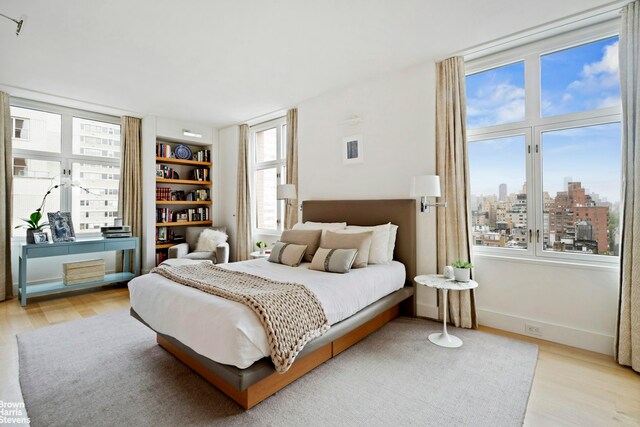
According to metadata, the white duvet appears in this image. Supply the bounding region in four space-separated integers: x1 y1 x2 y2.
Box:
128 259 405 368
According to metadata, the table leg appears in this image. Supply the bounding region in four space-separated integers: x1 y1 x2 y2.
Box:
19 255 27 307
428 288 463 348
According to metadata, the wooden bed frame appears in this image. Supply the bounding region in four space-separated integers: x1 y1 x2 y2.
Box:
136 199 416 409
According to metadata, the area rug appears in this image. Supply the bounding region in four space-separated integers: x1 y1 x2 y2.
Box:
17 310 537 427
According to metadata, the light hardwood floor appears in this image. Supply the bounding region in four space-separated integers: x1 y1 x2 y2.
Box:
1 287 638 426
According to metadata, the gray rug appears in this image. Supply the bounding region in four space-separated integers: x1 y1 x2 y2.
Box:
18 310 537 427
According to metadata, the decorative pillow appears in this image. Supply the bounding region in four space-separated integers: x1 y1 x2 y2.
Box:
339 223 391 264
292 221 347 239
320 230 373 268
195 229 228 252
267 242 308 267
280 229 322 262
310 248 358 274
388 224 398 262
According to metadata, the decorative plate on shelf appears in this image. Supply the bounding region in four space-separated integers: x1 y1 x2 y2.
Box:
174 144 192 160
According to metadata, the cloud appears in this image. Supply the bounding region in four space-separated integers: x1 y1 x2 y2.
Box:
567 41 620 97
467 82 524 128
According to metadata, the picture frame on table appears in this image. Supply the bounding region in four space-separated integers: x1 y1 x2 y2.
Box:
32 232 49 245
342 135 363 165
48 211 76 242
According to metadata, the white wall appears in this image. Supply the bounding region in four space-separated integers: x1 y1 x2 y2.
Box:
297 61 439 316
473 255 619 354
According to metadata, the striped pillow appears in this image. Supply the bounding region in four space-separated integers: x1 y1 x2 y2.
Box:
267 242 307 267
310 248 358 273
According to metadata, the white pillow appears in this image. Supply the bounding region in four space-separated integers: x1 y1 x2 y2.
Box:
388 224 398 262
292 221 347 239
338 223 391 264
195 229 228 252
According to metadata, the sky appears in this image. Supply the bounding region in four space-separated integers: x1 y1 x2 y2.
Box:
466 36 621 203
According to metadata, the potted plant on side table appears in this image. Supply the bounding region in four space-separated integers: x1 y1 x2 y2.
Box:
452 259 473 282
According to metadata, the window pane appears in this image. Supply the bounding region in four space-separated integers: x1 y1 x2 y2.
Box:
10 107 62 153
255 127 277 163
469 135 528 249
542 123 621 255
72 162 120 233
541 37 620 117
466 62 525 129
12 158 61 237
255 168 277 230
72 118 121 158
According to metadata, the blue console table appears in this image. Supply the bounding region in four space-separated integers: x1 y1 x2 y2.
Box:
19 237 139 306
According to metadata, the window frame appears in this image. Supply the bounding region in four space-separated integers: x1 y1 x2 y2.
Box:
466 20 621 266
249 116 287 235
10 98 121 241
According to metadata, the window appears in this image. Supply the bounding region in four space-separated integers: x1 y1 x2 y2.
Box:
11 100 121 238
250 117 287 233
466 26 621 263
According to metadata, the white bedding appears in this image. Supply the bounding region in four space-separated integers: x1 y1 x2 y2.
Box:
128 259 406 369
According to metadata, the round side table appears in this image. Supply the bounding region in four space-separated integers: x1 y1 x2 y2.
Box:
414 274 478 348
249 251 270 259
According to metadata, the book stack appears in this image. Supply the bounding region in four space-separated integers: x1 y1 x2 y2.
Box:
156 208 174 223
156 187 172 201
101 226 132 238
157 143 172 158
63 259 105 286
191 168 210 181
194 149 210 162
156 226 174 243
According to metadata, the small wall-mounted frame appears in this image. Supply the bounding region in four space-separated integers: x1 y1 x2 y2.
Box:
342 135 363 165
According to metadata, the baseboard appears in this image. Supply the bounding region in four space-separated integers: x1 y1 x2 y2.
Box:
416 302 439 320
416 303 614 356
477 308 614 355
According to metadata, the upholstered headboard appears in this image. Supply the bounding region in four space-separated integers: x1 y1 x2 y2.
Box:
302 199 416 287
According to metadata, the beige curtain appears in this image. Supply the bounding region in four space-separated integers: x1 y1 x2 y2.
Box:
235 124 252 261
0 92 13 301
435 56 477 329
285 108 299 229
616 0 640 372
116 116 142 273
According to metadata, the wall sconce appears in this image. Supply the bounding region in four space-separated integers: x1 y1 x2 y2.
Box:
410 175 446 213
277 184 296 206
0 12 24 36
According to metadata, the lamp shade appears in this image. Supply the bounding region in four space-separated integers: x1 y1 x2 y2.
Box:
277 184 297 200
410 175 441 197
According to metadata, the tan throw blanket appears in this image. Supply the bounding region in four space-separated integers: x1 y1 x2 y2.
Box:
152 263 329 373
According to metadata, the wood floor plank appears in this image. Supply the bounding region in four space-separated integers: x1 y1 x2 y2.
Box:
0 288 637 426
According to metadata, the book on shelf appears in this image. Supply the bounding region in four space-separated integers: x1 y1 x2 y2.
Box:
157 143 172 158
191 168 210 181
194 149 211 162
156 187 172 201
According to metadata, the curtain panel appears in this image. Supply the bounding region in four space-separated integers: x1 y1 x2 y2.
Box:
0 92 13 301
235 124 252 261
116 116 143 273
616 0 640 372
435 56 478 329
285 108 299 229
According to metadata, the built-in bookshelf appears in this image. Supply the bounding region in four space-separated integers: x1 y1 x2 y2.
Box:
155 141 213 265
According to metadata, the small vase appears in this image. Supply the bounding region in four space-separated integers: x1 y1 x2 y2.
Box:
26 229 36 244
259 248 265 255
454 267 471 282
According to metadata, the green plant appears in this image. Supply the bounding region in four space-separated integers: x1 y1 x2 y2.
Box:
15 180 91 231
452 259 473 269
256 241 267 249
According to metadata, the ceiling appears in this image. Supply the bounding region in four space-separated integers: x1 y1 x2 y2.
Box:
0 0 619 127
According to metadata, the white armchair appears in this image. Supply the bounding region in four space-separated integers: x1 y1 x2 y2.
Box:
168 226 229 264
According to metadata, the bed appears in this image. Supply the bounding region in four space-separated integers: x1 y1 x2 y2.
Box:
129 199 416 408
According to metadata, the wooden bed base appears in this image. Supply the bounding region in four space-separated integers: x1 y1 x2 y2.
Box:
157 303 400 409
